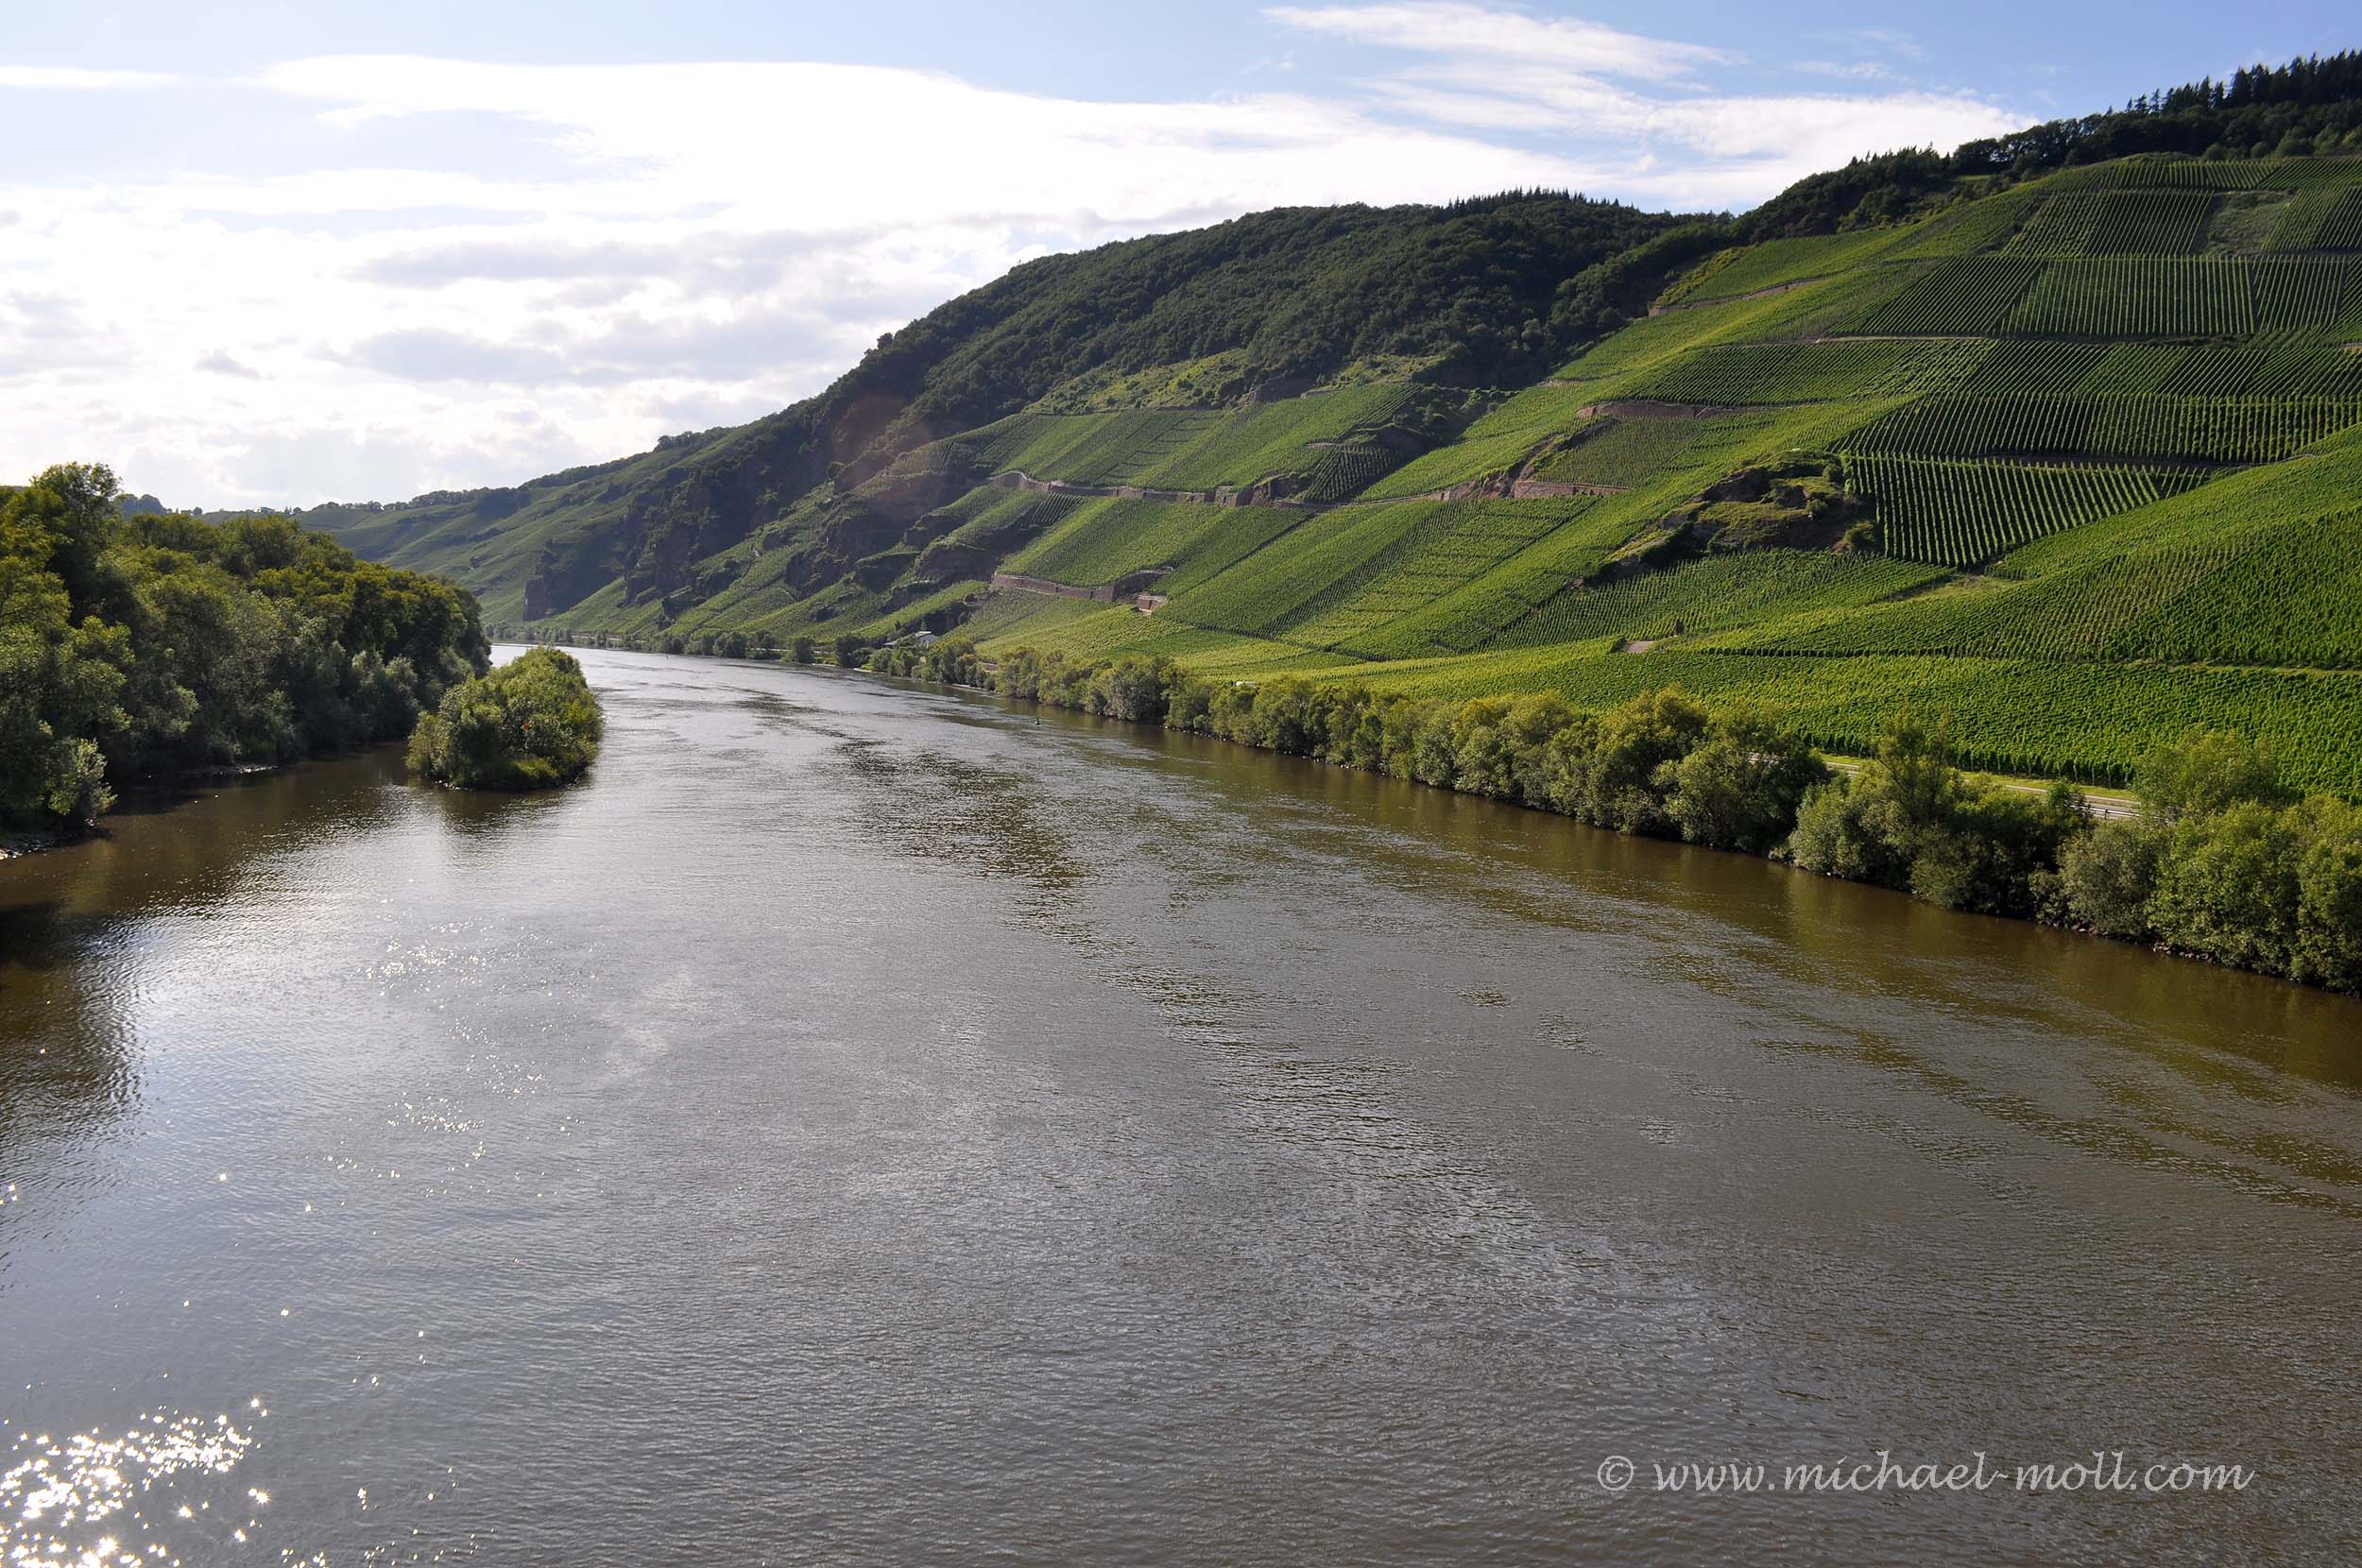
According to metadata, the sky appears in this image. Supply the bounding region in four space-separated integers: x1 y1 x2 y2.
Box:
4 2 2352 507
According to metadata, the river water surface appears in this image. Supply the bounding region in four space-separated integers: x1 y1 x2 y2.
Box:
3 646 2359 1566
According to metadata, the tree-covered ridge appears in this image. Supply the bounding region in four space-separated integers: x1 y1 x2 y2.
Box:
2 463 487 832
843 192 1685 456
289 54 2362 801
1744 50 2362 238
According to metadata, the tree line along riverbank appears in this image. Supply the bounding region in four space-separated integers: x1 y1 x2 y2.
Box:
3 464 487 835
866 636 2362 994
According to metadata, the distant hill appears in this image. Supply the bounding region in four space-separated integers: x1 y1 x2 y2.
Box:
296 194 1684 625
311 53 2362 792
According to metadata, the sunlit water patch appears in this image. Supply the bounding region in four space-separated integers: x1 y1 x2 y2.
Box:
0 1408 300 1567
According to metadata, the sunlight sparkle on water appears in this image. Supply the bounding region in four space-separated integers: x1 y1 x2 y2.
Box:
0 1409 273 1568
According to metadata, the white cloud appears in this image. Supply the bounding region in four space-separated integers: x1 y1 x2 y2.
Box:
1267 3 1732 80
0 65 177 90
1273 3 2021 208
2 24 2028 507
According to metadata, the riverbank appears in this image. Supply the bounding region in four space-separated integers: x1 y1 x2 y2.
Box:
864 640 2362 995
0 828 72 861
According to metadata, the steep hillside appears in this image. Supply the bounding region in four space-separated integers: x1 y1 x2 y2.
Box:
305 57 2362 792
946 152 2362 792
294 194 1685 624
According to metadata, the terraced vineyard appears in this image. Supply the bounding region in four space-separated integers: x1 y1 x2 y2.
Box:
952 154 2362 790
968 384 1425 493
1846 456 2208 567
1289 500 1586 653
1841 395 2362 464
355 145 2362 795
1498 552 1943 648
1005 498 1302 589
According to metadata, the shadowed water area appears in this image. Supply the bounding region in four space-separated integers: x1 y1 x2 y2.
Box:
3 646 2359 1565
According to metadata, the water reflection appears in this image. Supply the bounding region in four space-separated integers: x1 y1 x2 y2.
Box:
2 758 395 1160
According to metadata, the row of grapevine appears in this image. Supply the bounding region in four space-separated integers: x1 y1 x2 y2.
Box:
971 410 1224 485
1297 444 1398 503
1494 552 1942 649
2114 157 2362 191
2106 511 2362 667
2268 186 2362 250
1140 384 1420 490
1846 255 2360 338
1884 187 2046 261
1846 455 2202 566
2005 257 2254 335
1956 336 2362 400
1163 501 1442 639
938 488 1081 554
1727 543 2240 659
1358 505 1667 658
2008 191 2218 256
1528 414 1775 490
1840 395 2362 465
2311 188 2362 249
1294 502 1581 650
967 388 1430 493
1723 511 2362 670
2251 257 2362 329
1857 256 2044 334
1622 339 1988 404
1348 642 2362 791
1659 228 1906 305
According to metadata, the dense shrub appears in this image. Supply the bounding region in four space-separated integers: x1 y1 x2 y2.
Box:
2148 802 2305 973
406 647 604 791
2294 802 2362 990
2056 821 2165 939
1660 710 1830 855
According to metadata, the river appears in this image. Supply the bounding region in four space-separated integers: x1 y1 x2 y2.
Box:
3 646 2358 1565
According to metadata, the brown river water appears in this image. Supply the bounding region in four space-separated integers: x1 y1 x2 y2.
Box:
3 645 2359 1566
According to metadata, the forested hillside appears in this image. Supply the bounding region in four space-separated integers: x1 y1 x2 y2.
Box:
304 54 2362 793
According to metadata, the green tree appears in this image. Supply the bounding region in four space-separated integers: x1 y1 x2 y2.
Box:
407 647 604 791
1660 708 1827 854
2135 727 2285 824
2148 802 2304 974
2057 820 2166 939
2 462 482 832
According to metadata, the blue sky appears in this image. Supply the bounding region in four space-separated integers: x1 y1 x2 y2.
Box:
3 1 2353 504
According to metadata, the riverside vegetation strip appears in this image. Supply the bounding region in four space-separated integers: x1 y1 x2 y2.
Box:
864 639 2362 995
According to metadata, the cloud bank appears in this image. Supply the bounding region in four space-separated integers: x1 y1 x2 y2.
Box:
0 5 2021 505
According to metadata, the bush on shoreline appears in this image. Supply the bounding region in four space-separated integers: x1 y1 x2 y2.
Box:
866 637 2362 992
406 647 604 791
